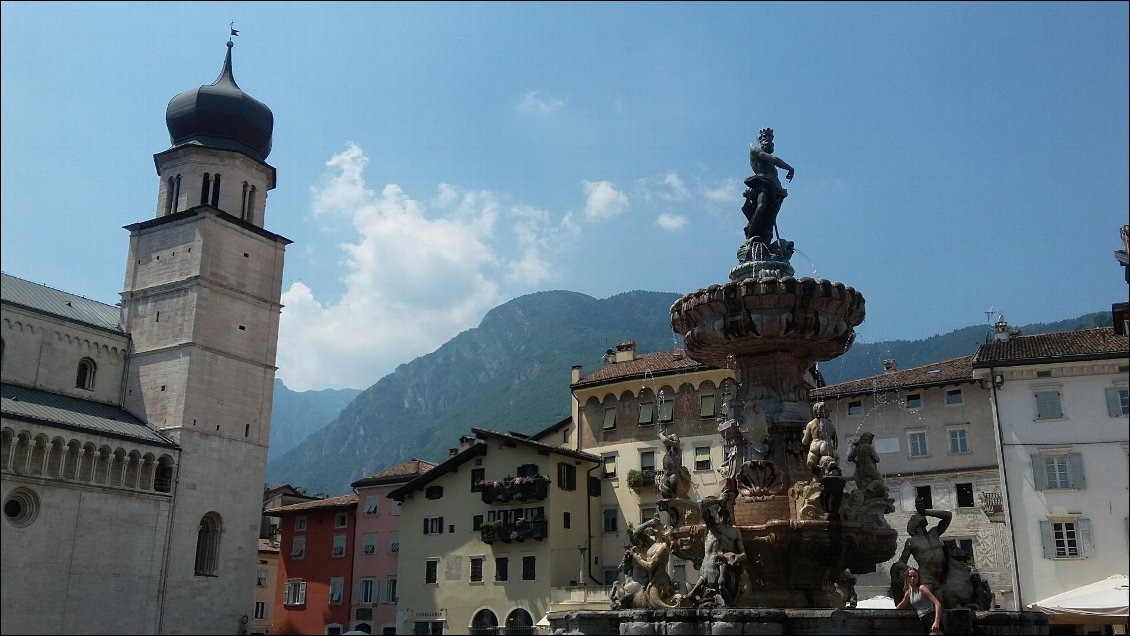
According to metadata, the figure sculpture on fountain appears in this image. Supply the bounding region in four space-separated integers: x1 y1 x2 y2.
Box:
610 515 683 610
888 500 994 610
802 401 839 477
685 498 748 608
742 127 795 248
658 421 695 526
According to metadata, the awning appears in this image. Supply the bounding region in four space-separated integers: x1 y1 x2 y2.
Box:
1028 574 1130 625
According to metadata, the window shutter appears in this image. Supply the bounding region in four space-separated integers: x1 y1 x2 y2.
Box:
1031 454 1048 491
639 402 654 424
1079 518 1095 557
438 516 444 533
1067 453 1086 490
1106 388 1123 417
298 581 307 604
700 395 715 417
1035 391 1062 419
659 399 673 422
423 518 430 534
1039 520 1054 559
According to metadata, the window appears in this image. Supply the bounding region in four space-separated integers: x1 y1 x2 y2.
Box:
603 568 618 585
359 577 376 605
639 450 656 472
391 500 401 515
194 512 222 576
425 560 438 584
75 358 96 390
563 511 571 529
332 533 347 557
495 556 509 582
294 516 307 532
517 463 539 478
290 536 306 559
563 427 572 445
557 462 577 490
389 531 399 553
915 485 933 510
602 454 617 479
335 512 349 528
1034 452 1086 490
602 408 617 431
1035 389 1063 419
949 428 969 454
521 555 536 581
1040 519 1094 558
603 508 618 533
694 446 712 471
945 389 963 405
329 576 344 605
470 556 484 583
905 393 922 409
658 398 674 422
639 401 655 425
956 482 975 508
943 538 976 566
848 400 862 416
254 601 267 620
382 577 398 604
364 496 380 515
908 431 928 457
641 506 658 523
256 569 268 587
473 514 484 531
362 533 377 555
471 467 485 492
283 579 306 606
424 517 443 534
700 394 716 418
425 485 443 500
1106 387 1130 416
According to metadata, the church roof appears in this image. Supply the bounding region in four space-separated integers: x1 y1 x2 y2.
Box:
1 383 177 448
1 272 121 333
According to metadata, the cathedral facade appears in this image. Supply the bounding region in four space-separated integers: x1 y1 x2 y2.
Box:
1 41 288 634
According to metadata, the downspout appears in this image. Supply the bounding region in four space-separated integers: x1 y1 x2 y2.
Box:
571 373 604 586
585 463 602 585
988 366 1023 609
155 454 182 635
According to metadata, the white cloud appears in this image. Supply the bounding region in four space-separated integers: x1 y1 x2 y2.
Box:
518 91 565 115
656 213 687 230
636 171 691 203
582 180 628 220
703 177 743 204
278 143 558 391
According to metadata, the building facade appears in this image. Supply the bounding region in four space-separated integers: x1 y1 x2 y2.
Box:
972 321 1129 610
389 428 600 635
810 356 1015 607
1 40 287 635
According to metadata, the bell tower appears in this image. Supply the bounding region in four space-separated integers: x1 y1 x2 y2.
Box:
119 40 290 634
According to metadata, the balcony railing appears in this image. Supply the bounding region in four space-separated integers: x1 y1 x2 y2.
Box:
480 479 549 504
627 469 656 490
981 491 1005 523
480 519 549 544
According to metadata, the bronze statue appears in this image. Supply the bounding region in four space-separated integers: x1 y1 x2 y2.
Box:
742 127 795 245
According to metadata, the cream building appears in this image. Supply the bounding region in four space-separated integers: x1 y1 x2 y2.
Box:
810 356 1014 607
971 320 1129 611
1 39 288 634
389 428 600 634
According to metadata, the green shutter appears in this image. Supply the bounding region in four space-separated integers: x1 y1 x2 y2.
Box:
659 399 673 422
700 395 716 418
638 402 654 424
1079 519 1095 557
1067 453 1086 490
1031 454 1048 491
1039 520 1054 559
1106 387 1124 417
1035 391 1063 419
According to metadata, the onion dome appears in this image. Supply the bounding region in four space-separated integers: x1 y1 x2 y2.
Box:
165 41 273 161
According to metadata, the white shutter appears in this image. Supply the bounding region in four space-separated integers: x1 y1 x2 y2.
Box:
1039 521 1055 558
1067 453 1086 490
1031 454 1048 491
1106 388 1124 417
1079 519 1095 557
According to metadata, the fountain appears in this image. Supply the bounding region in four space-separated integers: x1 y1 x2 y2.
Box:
550 130 1048 635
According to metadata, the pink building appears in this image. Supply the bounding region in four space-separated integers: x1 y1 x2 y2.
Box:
348 459 435 635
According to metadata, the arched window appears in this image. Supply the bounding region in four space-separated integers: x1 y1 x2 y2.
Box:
194 512 223 576
200 173 211 205
504 608 534 635
240 182 249 220
75 358 96 390
210 173 221 207
154 455 174 493
165 177 176 215
173 174 182 212
470 609 499 636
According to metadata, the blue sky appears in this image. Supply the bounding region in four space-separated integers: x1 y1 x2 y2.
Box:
2 2 1127 391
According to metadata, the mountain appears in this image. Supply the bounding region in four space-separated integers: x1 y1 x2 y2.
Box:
267 379 361 463
265 287 1114 496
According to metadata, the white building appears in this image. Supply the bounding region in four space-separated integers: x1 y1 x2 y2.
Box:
1 40 288 634
972 319 1129 610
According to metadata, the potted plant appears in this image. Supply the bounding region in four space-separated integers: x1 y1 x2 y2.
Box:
479 520 502 544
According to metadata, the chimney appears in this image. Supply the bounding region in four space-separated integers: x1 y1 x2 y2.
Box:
448 448 458 458
614 340 637 363
994 315 1011 342
571 364 582 384
458 434 476 451
882 359 896 373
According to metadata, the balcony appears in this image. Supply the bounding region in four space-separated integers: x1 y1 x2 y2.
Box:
480 519 549 544
981 491 1005 523
479 478 550 504
626 469 656 491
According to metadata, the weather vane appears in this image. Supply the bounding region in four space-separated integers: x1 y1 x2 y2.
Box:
229 21 240 43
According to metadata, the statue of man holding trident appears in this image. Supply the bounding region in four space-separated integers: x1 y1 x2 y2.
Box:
742 127 795 246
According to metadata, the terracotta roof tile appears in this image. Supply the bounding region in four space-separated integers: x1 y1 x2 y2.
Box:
258 538 280 553
351 459 437 488
973 327 1128 366
811 356 975 399
264 493 357 515
572 350 714 387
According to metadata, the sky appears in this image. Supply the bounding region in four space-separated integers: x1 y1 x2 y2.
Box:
2 2 1127 392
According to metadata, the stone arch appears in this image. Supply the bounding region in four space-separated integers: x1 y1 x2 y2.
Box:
28 433 49 476
154 454 175 493
63 440 82 480
139 453 157 490
93 445 113 484
469 607 499 635
46 436 67 477
108 448 127 486
12 431 32 474
78 442 98 482
125 450 143 489
503 608 534 635
194 511 223 576
0 427 14 471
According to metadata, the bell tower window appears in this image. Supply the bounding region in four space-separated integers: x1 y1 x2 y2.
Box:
210 173 221 207
200 173 211 205
75 358 96 390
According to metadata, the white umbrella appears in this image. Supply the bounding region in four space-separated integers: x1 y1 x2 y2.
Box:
855 595 897 609
1028 574 1130 625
